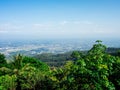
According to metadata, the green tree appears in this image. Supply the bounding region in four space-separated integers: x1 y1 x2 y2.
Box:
11 54 50 90
22 56 50 72
109 57 120 89
64 40 115 90
0 53 7 68
1 40 120 90
71 51 83 60
0 75 17 90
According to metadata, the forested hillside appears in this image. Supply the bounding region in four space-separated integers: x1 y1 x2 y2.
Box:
34 47 120 67
0 40 120 90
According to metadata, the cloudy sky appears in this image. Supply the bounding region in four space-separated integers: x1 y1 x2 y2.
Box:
0 0 120 40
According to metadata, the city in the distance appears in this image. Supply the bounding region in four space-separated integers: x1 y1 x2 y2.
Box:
0 38 120 58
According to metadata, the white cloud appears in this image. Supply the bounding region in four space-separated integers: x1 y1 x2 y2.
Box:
60 20 93 25
0 30 9 33
0 23 23 31
60 21 69 25
33 24 45 27
81 21 93 25
0 21 120 38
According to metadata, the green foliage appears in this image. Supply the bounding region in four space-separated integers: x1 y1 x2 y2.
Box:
19 64 41 89
0 53 9 76
88 40 106 55
22 56 50 72
12 54 23 70
71 51 82 60
109 57 120 89
0 40 120 90
0 67 12 76
0 53 7 68
34 52 72 67
57 40 116 90
117 50 120 56
0 75 17 90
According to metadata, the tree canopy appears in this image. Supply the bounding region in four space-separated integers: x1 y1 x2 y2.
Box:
0 40 120 90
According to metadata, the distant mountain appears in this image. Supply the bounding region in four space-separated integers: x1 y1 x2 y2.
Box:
106 47 120 56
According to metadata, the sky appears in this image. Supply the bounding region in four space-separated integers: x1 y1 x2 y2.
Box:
0 0 120 40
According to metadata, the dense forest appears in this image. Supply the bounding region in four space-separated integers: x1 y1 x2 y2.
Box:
0 40 120 90
34 47 120 67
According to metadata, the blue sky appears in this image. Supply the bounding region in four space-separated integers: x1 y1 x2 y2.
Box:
0 0 120 40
